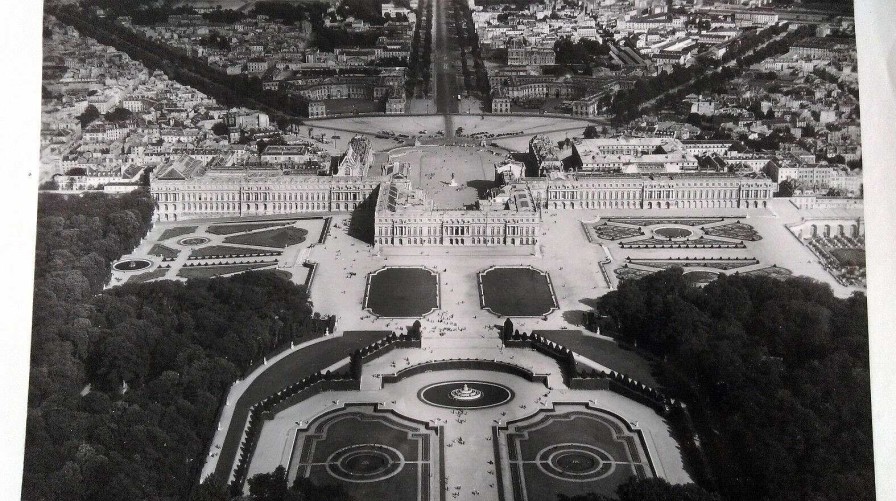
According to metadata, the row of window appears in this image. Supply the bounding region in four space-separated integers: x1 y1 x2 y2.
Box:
162 202 331 213
154 190 370 203
378 224 538 237
376 236 537 246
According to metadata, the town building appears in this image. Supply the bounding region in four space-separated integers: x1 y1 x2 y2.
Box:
571 137 699 173
506 38 556 66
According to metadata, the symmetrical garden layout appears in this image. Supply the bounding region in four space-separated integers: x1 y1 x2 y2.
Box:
288 406 439 501
499 405 655 500
109 217 325 286
226 340 683 501
582 216 792 286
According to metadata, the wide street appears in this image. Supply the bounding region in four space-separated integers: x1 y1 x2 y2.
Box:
431 0 460 132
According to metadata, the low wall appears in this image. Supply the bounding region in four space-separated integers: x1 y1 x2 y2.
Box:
381 358 550 386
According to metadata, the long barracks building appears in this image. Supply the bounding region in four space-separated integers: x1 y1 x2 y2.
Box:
519 173 776 210
151 158 380 221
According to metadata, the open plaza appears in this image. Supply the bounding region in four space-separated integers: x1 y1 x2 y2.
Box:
109 114 866 499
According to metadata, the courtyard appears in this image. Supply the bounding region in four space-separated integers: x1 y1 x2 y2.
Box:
385 145 501 209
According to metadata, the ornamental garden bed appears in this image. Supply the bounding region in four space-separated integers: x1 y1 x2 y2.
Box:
207 221 294 235
188 245 282 259
222 227 309 248
478 266 558 317
158 226 197 240
176 262 275 279
364 267 440 318
148 244 179 260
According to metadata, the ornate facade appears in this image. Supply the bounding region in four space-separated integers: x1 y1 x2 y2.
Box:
374 179 541 248
518 173 775 210
151 169 379 221
490 72 630 103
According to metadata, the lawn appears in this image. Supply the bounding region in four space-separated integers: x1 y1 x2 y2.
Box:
505 407 652 500
223 227 309 248
126 268 169 284
683 271 720 285
148 244 179 260
479 267 557 317
159 226 197 240
177 263 275 279
653 227 693 239
364 267 439 318
830 248 866 267
534 330 657 386
213 331 392 480
189 245 281 259
273 270 293 281
207 221 293 235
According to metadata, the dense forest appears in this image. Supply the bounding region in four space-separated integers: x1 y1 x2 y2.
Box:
561 477 719 501
24 192 328 500
596 269 873 501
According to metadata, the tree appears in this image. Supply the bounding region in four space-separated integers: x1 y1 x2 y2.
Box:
210 121 228 137
291 476 354 501
248 465 289 501
78 105 101 127
502 318 514 340
777 179 795 197
189 474 230 501
408 320 422 338
583 125 599 139
104 107 134 122
559 478 719 501
24 190 337 500
593 270 873 501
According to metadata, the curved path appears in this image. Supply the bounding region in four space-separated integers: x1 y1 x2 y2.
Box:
203 330 391 482
246 343 692 499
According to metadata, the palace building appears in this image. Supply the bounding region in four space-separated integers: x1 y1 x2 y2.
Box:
150 137 777 242
374 178 542 248
151 156 380 221
514 172 775 210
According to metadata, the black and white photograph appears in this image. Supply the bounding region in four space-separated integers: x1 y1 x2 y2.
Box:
2 0 894 499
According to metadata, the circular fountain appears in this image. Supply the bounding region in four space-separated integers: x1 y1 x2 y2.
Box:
449 384 483 401
418 381 513 409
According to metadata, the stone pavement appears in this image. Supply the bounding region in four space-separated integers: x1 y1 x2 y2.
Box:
246 347 691 499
